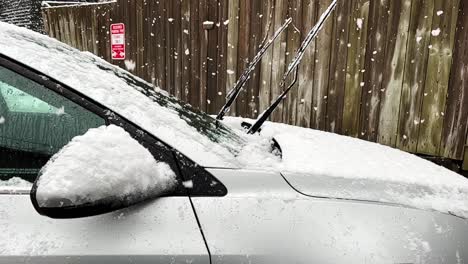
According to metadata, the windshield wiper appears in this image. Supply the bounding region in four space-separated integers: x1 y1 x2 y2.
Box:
248 0 338 134
216 18 292 121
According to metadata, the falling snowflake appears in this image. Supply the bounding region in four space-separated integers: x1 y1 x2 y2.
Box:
182 180 193 189
356 18 363 29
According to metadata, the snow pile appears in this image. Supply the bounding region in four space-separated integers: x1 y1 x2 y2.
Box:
36 125 176 206
0 177 32 189
0 22 243 168
223 117 468 218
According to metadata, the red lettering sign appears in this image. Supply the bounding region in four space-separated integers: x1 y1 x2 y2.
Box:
110 23 125 60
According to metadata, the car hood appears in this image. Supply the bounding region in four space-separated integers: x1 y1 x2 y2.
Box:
223 117 468 219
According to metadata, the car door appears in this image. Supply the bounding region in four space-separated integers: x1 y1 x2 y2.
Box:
0 58 210 264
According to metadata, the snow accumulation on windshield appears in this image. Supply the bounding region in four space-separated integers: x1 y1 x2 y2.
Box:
36 125 176 206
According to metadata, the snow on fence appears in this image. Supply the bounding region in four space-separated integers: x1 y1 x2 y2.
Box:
42 0 468 164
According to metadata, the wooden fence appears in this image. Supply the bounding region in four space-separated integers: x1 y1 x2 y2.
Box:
42 0 468 164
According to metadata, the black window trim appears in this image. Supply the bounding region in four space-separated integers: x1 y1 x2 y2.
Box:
0 54 227 197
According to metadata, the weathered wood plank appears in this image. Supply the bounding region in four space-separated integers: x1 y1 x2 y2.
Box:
42 9 51 38
359 0 390 141
173 0 182 99
189 0 200 108
165 0 174 94
295 0 317 128
206 0 220 114
199 0 208 111
97 4 112 61
245 0 263 118
181 0 191 102
441 0 468 160
258 0 275 119
326 0 352 133
282 0 302 125
225 0 240 116
397 0 435 153
377 0 412 146
90 7 98 54
155 0 166 89
417 0 460 155
215 0 228 112
135 0 144 78
144 0 156 86
235 0 251 117
311 0 334 130
269 0 288 122
342 0 370 137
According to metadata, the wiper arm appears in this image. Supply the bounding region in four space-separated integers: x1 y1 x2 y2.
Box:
248 0 338 134
216 18 292 121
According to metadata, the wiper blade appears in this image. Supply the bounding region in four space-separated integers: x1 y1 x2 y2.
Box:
216 18 292 121
248 0 338 134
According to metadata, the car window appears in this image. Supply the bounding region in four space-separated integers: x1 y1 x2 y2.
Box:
0 66 105 185
0 83 58 113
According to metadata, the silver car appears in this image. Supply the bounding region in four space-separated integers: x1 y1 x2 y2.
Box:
0 22 468 264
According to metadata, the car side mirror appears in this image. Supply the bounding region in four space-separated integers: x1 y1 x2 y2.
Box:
30 125 177 218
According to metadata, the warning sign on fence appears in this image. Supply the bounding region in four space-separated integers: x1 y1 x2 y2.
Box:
111 23 125 60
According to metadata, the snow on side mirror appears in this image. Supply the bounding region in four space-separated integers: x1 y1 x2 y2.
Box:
30 125 177 218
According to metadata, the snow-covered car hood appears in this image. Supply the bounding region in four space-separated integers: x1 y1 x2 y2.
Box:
223 117 468 219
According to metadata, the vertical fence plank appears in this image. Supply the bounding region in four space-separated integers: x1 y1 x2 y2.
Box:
181 0 191 102
165 0 174 94
441 0 468 160
269 0 288 122
326 0 352 133
258 0 275 118
377 0 412 146
136 0 145 78
199 0 208 111
397 0 435 152
311 0 334 130
235 0 251 117
296 0 317 128
97 4 111 62
215 1 228 112
342 0 370 137
359 0 390 141
189 0 200 107
225 0 240 116
155 1 166 89
90 7 98 54
245 0 263 118
145 0 155 86
282 0 303 125
173 0 183 99
417 0 460 155
206 0 219 113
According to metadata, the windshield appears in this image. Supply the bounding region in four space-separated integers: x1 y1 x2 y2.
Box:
93 61 245 150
